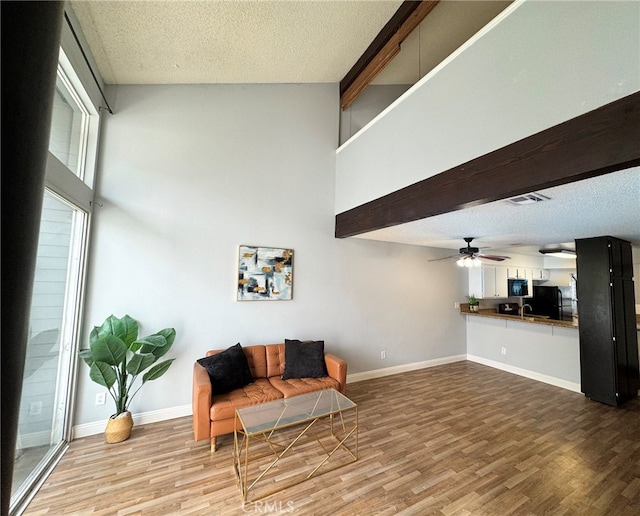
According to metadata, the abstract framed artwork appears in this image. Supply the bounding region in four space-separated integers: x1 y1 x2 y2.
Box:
237 246 293 301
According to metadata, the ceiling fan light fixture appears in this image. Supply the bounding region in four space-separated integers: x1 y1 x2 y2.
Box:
539 248 576 259
456 256 482 267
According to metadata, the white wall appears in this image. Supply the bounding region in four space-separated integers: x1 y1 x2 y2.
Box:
336 0 640 213
339 2 510 146
467 316 580 391
340 84 411 145
76 84 466 427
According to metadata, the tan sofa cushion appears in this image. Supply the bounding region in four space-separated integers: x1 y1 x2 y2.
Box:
210 378 283 421
268 376 340 398
265 343 286 378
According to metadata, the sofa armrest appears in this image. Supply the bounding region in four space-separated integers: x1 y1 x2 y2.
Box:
193 362 212 441
325 353 347 394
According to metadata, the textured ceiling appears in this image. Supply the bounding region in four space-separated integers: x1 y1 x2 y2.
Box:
70 0 403 84
69 1 639 257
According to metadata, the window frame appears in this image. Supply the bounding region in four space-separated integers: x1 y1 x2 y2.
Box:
10 43 100 516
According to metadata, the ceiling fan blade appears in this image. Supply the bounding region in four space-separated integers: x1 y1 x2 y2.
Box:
430 238 511 264
477 254 511 261
427 254 460 263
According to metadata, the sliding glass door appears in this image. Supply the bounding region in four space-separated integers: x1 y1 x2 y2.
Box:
11 190 88 502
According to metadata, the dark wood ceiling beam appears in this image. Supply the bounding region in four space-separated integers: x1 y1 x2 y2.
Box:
340 34 402 112
340 2 421 96
335 91 640 238
340 1 439 111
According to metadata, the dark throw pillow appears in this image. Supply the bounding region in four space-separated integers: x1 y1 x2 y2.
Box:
197 343 253 394
282 339 328 380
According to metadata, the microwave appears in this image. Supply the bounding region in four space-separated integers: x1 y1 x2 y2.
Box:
508 278 529 297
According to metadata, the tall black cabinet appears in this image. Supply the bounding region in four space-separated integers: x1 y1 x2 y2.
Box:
576 236 639 406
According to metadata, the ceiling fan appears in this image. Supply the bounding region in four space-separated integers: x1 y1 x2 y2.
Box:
429 237 511 267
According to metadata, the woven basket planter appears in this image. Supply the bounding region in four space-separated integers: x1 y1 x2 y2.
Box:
105 411 133 443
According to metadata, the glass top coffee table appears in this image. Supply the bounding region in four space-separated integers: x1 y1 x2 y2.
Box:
233 388 358 502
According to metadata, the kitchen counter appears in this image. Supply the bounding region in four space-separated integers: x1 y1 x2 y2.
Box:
460 307 578 329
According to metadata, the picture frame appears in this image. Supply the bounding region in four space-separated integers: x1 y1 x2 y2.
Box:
237 245 293 301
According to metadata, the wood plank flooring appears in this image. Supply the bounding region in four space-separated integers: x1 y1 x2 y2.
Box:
24 361 640 515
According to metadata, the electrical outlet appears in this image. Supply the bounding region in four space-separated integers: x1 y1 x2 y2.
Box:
501 347 507 356
29 401 42 416
381 350 386 360
454 302 460 309
95 392 106 405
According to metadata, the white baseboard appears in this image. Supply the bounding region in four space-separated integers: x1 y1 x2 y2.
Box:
467 354 581 393
72 357 467 439
72 355 579 439
72 404 192 439
347 354 467 384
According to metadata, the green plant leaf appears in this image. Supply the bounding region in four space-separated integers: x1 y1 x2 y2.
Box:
135 334 166 354
89 361 117 388
78 349 94 367
139 328 176 358
90 335 127 366
148 342 169 359
157 328 176 348
93 314 118 339
93 314 139 345
126 352 157 376
120 314 139 347
152 328 176 358
142 358 175 383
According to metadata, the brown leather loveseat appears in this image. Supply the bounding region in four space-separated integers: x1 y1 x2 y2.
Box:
193 343 347 452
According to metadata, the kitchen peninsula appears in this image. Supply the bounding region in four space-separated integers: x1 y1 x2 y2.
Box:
461 304 581 393
460 305 577 329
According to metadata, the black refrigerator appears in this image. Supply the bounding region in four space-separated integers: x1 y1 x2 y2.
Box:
532 285 567 320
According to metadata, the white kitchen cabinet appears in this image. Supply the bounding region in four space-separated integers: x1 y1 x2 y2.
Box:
507 267 528 279
494 266 509 297
529 268 550 281
468 267 486 298
469 266 508 298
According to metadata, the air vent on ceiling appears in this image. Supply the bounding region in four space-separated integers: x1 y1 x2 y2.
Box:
505 192 550 205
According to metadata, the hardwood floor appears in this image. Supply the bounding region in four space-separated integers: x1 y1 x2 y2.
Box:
24 361 640 515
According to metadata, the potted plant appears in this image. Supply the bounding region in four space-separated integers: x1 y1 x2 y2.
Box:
79 314 176 443
466 294 479 312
